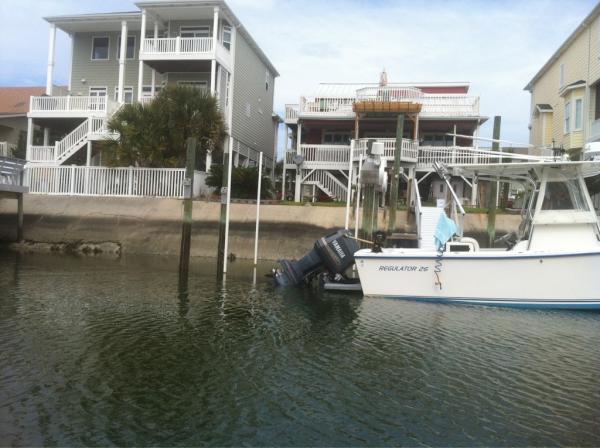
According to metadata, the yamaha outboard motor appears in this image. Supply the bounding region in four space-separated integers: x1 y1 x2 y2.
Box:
273 229 359 287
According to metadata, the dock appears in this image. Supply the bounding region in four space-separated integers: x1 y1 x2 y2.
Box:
0 156 28 241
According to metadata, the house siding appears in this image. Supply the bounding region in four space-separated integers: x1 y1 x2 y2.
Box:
70 32 162 100
231 33 276 160
528 12 600 151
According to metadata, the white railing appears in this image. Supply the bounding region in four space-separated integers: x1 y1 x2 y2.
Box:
0 142 17 158
30 96 110 114
419 95 480 117
285 104 299 121
30 146 55 162
142 37 213 55
304 169 347 200
298 144 350 167
355 86 423 103
26 165 189 197
139 97 155 106
56 120 90 162
300 96 354 116
417 146 498 168
354 138 419 163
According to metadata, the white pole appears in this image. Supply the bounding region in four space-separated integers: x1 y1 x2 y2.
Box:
222 25 237 275
344 140 354 229
118 20 128 104
46 24 56 95
253 151 263 265
354 154 363 240
137 9 147 102
151 21 158 99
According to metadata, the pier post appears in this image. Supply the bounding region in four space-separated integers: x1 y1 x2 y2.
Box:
217 137 232 275
17 193 23 242
388 114 405 234
179 138 197 285
487 116 501 247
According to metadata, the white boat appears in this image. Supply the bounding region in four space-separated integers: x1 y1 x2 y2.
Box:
355 160 600 309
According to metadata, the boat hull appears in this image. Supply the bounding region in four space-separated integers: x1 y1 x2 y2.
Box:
354 250 600 309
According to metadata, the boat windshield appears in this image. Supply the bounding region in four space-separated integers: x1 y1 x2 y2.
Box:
541 178 590 211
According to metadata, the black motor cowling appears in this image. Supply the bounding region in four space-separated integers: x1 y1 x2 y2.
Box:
273 229 359 287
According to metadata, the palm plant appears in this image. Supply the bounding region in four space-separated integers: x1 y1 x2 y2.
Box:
102 86 227 168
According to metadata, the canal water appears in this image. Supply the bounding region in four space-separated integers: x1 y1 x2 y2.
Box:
1 252 599 447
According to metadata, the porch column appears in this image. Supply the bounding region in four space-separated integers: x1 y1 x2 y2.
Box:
86 140 92 167
118 20 128 103
414 114 419 141
294 122 302 202
210 7 219 95
46 24 56 95
26 118 33 162
470 177 478 206
452 124 457 146
137 9 147 102
43 128 50 146
281 125 288 200
151 21 159 98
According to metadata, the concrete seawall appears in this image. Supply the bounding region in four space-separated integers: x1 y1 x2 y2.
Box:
0 195 521 260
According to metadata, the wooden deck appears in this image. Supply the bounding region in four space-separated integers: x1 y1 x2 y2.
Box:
0 156 28 241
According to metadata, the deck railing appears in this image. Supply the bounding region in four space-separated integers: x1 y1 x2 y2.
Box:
419 95 480 117
355 86 423 103
353 138 419 163
300 97 354 116
29 146 56 163
142 37 213 55
30 96 114 114
285 104 299 121
25 165 194 198
417 146 497 167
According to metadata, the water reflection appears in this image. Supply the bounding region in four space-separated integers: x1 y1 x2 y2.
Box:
0 252 599 446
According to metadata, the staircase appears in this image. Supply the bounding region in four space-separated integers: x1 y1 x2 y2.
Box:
304 169 348 200
419 206 444 251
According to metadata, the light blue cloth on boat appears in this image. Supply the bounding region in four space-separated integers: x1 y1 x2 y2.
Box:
434 211 458 251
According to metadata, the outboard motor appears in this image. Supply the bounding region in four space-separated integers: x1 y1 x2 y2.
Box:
273 229 359 287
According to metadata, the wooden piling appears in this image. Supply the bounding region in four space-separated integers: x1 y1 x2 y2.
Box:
178 138 197 284
388 114 405 234
487 116 501 247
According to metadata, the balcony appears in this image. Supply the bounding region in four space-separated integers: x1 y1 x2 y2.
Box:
295 92 480 120
139 37 232 70
29 96 118 118
285 104 299 124
353 138 419 163
419 95 480 118
285 144 351 169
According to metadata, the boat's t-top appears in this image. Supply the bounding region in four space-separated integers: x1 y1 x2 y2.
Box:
448 160 600 252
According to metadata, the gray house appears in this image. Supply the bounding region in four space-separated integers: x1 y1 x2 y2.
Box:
27 0 279 173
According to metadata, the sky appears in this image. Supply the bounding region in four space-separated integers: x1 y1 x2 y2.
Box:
0 0 598 156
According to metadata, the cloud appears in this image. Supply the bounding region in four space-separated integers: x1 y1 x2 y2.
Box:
0 0 597 155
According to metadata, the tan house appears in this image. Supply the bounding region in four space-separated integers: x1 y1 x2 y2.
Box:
525 3 600 155
0 87 46 157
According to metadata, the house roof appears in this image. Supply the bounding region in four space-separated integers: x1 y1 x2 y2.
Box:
524 3 600 91
559 79 586 96
45 0 279 77
0 87 47 116
536 103 553 112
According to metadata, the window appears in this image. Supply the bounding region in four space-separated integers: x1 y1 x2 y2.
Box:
89 87 107 97
92 37 110 60
265 69 271 91
541 179 589 211
222 25 232 51
116 35 136 59
177 81 207 90
439 183 444 194
559 63 565 88
114 86 134 104
574 98 583 130
564 101 571 133
180 26 210 38
142 85 162 98
322 132 351 145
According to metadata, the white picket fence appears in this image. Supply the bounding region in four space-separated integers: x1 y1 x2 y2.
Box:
25 165 205 198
